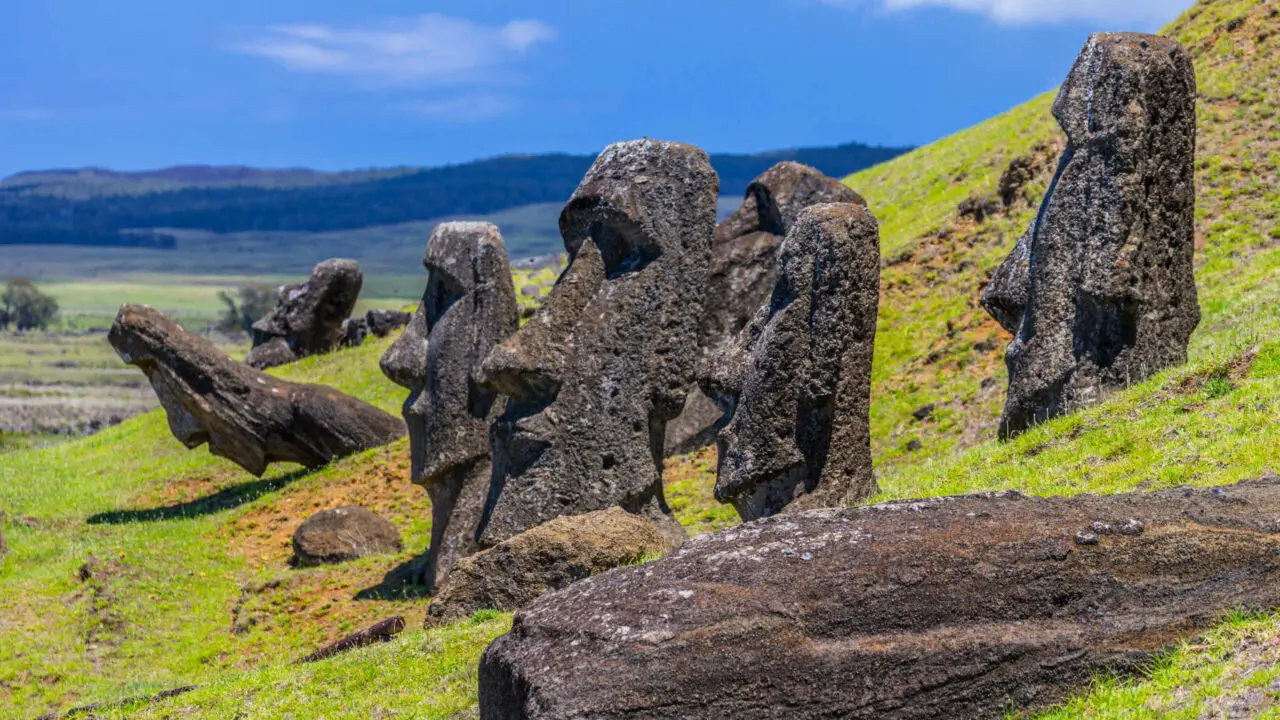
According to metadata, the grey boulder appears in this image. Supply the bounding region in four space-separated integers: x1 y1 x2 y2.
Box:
292 505 403 567
246 259 364 369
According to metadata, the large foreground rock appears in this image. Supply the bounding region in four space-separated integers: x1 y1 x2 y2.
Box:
246 259 364 369
427 508 670 625
701 203 880 520
109 304 404 475
986 33 1200 439
478 139 717 548
292 505 403 567
380 222 519 591
667 162 865 455
481 477 1280 719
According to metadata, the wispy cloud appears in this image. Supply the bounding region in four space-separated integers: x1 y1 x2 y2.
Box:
818 0 1187 26
230 14 556 87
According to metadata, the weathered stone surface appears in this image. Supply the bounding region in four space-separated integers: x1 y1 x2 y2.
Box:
338 317 369 348
292 505 403 567
427 508 669 625
109 304 404 475
480 477 1280 720
701 203 880 520
246 259 363 369
985 33 1200 439
667 162 865 456
380 222 519 591
366 309 411 337
478 139 717 548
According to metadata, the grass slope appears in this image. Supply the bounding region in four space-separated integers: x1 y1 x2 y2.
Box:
2 0 1278 717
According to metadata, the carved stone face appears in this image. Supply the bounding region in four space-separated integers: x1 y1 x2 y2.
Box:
477 139 718 547
702 203 880 521
380 222 518 488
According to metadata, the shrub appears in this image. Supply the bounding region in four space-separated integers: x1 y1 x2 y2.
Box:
217 283 277 333
1 278 59 331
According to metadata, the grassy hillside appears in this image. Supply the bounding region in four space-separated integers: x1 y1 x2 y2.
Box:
2 0 1278 717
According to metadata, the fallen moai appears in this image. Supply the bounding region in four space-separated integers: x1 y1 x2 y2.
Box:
667 162 866 455
701 203 880 520
109 304 404 475
984 32 1200 439
246 259 364 369
426 508 669 625
478 139 718 549
292 505 403 567
380 222 519 591
481 476 1280 719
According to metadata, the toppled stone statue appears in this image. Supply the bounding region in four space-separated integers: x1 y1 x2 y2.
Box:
366 309 412 338
426 508 669 625
667 162 866 455
292 505 403 567
380 222 519 591
245 259 364 370
481 477 1280 719
984 33 1199 439
701 203 880 520
478 139 718 548
109 304 404 475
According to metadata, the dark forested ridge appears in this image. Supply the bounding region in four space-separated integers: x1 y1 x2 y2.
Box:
0 141 909 248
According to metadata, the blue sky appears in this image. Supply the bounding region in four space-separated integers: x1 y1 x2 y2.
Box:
0 0 1189 176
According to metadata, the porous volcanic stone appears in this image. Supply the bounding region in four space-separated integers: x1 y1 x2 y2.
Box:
985 33 1200 439
366 309 411 337
380 222 519 591
109 304 404 475
478 139 718 548
338 317 369 348
667 161 865 456
246 259 363 369
292 505 402 567
427 508 669 625
480 477 1280 719
702 203 880 520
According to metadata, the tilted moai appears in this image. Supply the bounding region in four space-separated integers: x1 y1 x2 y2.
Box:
701 203 880 521
983 32 1199 440
246 258 364 370
109 304 404 476
380 222 519 591
478 139 719 548
666 161 867 455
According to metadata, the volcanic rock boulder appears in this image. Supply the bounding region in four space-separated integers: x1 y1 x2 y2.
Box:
985 33 1199 439
426 508 669 625
292 505 403 567
366 309 412 337
481 477 1280 720
701 203 880 520
667 162 865 455
478 139 718 548
380 222 519 591
338 317 369 348
245 259 364 369
109 304 404 475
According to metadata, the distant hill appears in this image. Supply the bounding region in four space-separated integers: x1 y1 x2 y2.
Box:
0 141 910 250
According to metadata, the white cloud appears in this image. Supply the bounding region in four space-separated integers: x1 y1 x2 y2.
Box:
231 14 556 86
819 0 1187 26
404 94 517 122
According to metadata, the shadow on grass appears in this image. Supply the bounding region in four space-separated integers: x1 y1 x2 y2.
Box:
355 554 433 601
87 469 310 525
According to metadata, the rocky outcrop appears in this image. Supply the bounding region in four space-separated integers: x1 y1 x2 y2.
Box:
426 508 670 625
380 222 519 591
984 33 1200 439
480 477 1280 719
701 203 880 520
366 309 411 338
292 505 403 567
667 162 865 455
246 259 364 369
479 139 718 549
108 304 404 475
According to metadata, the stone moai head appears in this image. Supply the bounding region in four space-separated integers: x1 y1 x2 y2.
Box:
701 203 881 521
478 139 719 547
986 33 1199 439
246 258 364 369
380 222 519 488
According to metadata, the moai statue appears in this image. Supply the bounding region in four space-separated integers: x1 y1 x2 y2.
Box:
665 161 867 455
246 258 364 370
380 222 518 591
983 33 1199 440
478 139 718 549
701 203 880 521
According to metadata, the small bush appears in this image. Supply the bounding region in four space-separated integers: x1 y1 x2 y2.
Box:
217 283 277 333
1 278 59 331
1203 374 1234 399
